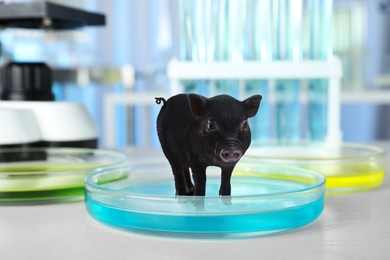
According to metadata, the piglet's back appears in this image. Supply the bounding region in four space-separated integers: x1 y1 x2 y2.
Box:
156 94 193 150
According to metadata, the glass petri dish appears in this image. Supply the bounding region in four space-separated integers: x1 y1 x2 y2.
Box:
0 147 127 202
84 161 325 238
246 143 386 194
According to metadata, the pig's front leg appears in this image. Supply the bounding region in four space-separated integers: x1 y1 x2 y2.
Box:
191 165 207 196
219 167 234 196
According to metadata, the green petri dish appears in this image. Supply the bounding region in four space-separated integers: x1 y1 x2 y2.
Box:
0 147 127 202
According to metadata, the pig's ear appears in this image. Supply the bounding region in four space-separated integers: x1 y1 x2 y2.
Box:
188 94 207 117
243 95 262 118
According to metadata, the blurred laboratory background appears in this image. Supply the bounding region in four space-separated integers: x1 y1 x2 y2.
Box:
1 0 390 148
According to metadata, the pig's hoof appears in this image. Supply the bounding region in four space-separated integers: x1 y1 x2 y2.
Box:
175 187 195 196
221 196 232 205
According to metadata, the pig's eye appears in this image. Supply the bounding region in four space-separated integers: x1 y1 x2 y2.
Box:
206 119 217 133
240 120 249 131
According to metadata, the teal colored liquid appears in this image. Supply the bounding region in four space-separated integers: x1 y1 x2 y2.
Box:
86 198 323 235
85 177 324 236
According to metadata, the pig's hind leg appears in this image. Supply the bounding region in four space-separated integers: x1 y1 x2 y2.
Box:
157 134 194 195
172 164 194 196
183 168 194 195
161 149 194 195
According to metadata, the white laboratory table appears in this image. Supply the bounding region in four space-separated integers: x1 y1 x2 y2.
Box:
1 144 390 260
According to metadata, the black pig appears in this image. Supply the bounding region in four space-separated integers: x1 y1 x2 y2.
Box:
155 93 261 196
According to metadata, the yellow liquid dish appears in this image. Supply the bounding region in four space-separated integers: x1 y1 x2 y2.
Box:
320 164 384 193
290 162 385 194
246 143 386 195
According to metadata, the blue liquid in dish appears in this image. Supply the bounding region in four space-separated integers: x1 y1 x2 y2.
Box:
85 177 324 236
86 198 323 235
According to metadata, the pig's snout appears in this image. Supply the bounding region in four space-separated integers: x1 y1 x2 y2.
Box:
218 142 243 163
220 148 242 163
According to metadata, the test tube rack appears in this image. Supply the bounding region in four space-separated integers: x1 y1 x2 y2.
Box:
167 56 343 145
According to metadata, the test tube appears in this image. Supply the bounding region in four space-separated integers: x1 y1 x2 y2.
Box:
212 0 245 96
245 0 272 144
307 0 332 141
273 0 303 143
178 0 209 95
179 0 195 93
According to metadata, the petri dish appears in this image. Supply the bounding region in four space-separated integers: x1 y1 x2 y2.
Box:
84 161 325 238
246 143 386 194
0 147 127 202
